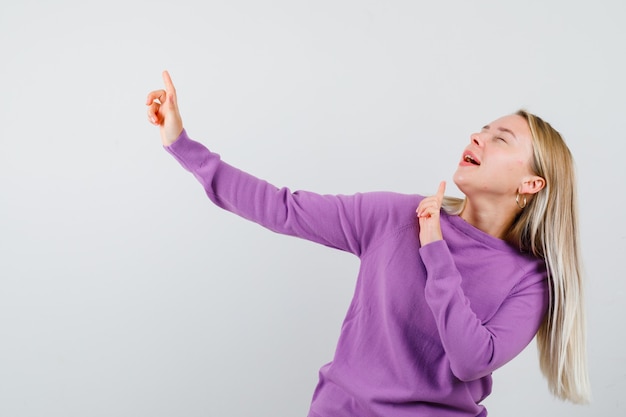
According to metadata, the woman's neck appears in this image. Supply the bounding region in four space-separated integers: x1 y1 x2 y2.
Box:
459 198 519 240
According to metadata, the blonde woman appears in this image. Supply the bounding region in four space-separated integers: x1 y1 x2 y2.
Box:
146 71 590 416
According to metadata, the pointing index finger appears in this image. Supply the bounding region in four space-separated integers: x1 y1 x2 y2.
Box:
435 181 446 203
162 70 176 95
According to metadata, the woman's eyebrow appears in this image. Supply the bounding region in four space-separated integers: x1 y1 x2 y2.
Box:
498 127 518 140
482 125 518 140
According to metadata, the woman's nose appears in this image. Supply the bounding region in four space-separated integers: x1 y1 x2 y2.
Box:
470 133 482 147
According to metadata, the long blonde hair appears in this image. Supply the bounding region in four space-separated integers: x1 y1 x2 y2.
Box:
442 110 591 403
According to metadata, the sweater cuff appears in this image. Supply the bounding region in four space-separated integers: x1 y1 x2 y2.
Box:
164 128 190 153
419 240 459 281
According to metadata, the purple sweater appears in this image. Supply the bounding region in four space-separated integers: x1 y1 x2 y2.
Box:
165 130 549 417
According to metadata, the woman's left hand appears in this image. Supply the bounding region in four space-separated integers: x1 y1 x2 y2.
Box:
416 181 446 246
146 70 184 146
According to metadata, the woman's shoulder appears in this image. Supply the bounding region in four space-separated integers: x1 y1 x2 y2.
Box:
342 191 423 255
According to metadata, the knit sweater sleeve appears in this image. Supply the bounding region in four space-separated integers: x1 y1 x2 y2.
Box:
164 130 387 256
419 240 548 382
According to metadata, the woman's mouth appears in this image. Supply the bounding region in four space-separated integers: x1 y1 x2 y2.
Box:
464 155 480 165
461 151 481 166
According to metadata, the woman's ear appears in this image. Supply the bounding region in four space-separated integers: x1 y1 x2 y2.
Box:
519 176 546 195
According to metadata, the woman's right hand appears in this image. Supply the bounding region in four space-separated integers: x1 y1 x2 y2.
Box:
146 70 184 146
416 181 446 246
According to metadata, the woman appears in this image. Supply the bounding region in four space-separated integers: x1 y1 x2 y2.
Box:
146 71 590 416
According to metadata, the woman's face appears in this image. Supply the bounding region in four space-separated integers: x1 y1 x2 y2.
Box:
453 114 536 199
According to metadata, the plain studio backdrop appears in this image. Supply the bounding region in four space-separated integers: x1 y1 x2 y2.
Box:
1 0 625 416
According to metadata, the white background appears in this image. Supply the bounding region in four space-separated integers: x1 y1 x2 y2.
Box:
1 1 625 416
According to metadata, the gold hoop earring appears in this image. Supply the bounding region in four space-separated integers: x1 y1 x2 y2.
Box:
516 192 527 209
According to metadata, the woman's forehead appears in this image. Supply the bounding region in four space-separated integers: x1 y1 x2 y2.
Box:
487 114 532 141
